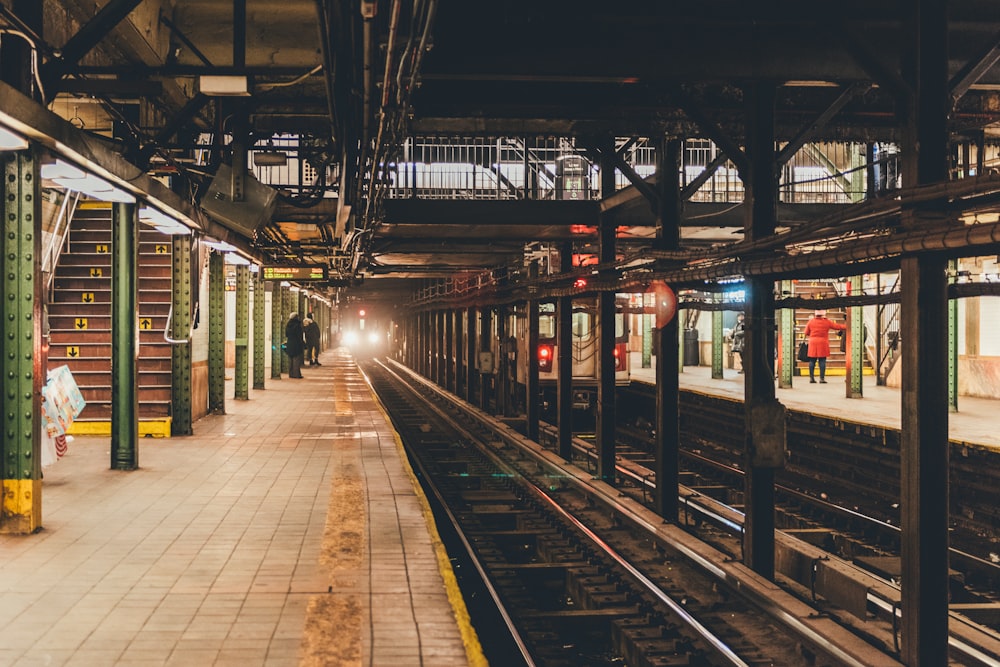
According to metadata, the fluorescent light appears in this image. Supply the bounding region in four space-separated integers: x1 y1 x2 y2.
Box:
0 126 29 150
202 239 239 252
224 253 251 265
199 75 250 96
41 160 85 180
139 206 192 235
51 175 135 203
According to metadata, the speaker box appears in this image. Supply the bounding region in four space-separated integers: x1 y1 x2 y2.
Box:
200 163 278 238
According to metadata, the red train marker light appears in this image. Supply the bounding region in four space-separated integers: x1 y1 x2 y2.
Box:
538 344 554 372
573 277 588 289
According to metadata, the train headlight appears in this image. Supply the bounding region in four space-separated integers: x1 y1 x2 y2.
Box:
368 332 380 345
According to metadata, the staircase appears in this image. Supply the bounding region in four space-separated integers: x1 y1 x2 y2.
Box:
47 204 174 435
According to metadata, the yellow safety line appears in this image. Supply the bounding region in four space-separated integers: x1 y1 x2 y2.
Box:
363 367 489 667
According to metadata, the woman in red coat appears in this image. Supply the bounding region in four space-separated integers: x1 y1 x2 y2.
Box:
803 309 846 383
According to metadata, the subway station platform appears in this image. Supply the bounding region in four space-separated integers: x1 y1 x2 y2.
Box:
629 354 1000 450
0 350 482 667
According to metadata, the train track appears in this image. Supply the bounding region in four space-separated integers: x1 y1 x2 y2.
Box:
364 358 911 666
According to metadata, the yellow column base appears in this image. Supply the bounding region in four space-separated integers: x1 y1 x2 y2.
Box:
1 478 42 534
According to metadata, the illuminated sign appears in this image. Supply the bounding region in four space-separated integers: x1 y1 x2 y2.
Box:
262 265 328 281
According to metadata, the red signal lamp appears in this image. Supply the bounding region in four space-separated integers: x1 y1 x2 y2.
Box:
573 277 588 289
538 344 554 371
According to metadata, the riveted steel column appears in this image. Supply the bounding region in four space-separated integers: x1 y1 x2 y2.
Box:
711 298 723 378
170 234 193 435
641 311 652 368
1 149 42 532
110 201 138 470
526 260 540 442
654 137 681 522
743 81 780 580
280 285 290 375
900 0 950 660
596 139 617 485
778 280 794 389
496 304 510 416
455 310 464 397
234 264 249 399
208 251 225 414
270 282 282 378
479 307 492 411
465 307 476 402
557 243 574 461
253 270 265 389
847 275 864 398
948 260 958 412
445 307 455 392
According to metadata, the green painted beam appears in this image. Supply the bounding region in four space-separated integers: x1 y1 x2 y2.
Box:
110 201 138 470
208 251 225 413
253 270 266 389
270 281 282 379
234 264 249 400
848 275 864 398
711 300 723 379
778 280 794 388
170 234 192 435
1 150 42 532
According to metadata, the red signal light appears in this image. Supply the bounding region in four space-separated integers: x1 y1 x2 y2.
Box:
538 344 554 372
359 309 366 317
573 278 587 289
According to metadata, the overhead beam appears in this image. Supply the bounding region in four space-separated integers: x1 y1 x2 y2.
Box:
776 82 872 165
672 88 750 176
837 21 911 102
382 199 598 225
43 0 145 92
949 29 1000 104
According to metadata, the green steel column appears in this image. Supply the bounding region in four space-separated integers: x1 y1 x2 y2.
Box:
170 234 193 435
641 311 652 369
778 280 794 389
280 286 291 374
678 312 684 373
1 149 42 532
711 299 723 379
253 270 266 389
110 201 138 470
948 260 959 412
234 264 249 400
208 251 225 413
270 282 282 378
848 275 864 398
298 290 306 319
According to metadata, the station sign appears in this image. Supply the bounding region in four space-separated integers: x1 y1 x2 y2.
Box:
262 265 328 281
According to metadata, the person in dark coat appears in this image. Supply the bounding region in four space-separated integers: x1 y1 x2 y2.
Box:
729 312 745 373
284 312 305 378
303 313 321 366
803 309 846 383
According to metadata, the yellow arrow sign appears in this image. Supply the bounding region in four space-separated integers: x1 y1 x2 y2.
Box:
75 318 88 330
139 318 152 330
81 292 94 303
155 245 169 254
66 346 80 358
90 267 103 277
96 244 108 254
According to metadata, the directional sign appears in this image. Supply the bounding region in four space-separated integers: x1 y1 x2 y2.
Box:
155 244 169 254
262 265 327 281
139 318 152 330
66 346 79 358
90 267 103 277
75 318 88 330
81 292 94 303
96 244 108 254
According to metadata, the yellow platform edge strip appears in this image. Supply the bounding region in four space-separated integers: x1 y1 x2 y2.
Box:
364 368 489 667
66 418 172 438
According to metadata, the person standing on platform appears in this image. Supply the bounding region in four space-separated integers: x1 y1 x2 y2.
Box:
303 313 321 366
803 309 846 384
285 312 306 378
729 312 746 373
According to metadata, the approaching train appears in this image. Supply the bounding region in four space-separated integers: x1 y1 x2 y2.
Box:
511 295 630 421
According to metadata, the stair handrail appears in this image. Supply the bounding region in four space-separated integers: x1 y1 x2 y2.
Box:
163 302 194 344
44 190 80 289
875 273 902 384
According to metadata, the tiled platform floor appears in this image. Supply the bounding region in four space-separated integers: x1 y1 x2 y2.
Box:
0 349 480 666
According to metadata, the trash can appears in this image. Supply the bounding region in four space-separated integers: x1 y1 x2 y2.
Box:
683 328 699 366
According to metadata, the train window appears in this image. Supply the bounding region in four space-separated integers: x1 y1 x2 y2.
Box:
616 313 626 339
572 311 592 339
538 314 556 338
